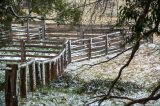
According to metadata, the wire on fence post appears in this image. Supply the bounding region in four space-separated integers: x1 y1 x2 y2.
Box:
5 64 18 106
20 40 26 62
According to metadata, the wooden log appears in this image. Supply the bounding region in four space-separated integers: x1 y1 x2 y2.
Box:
20 67 27 98
5 64 18 106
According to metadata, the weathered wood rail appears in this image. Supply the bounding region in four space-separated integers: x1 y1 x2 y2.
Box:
0 30 12 47
11 21 129 41
4 31 125 106
71 32 124 62
2 21 132 106
0 39 65 62
4 40 71 105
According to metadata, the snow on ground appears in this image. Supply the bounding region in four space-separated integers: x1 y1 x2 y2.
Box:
66 43 160 88
1 43 160 106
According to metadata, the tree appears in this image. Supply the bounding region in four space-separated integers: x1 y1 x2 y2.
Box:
0 0 82 47
85 0 160 105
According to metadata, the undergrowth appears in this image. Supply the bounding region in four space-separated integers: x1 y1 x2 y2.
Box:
48 72 144 96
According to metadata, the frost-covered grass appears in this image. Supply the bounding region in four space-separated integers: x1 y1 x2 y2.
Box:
50 73 144 95
1 43 160 106
19 72 159 106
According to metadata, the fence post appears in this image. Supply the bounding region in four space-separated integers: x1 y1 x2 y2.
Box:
53 61 58 79
20 40 26 62
58 58 61 76
45 63 50 85
35 62 41 86
51 62 55 80
87 38 91 60
20 67 27 98
120 30 126 50
5 64 18 106
67 40 71 63
104 35 108 55
26 17 30 41
41 18 46 40
29 63 34 92
64 49 67 68
9 23 13 41
60 55 64 74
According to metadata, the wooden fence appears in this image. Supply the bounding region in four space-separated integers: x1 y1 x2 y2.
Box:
71 32 124 62
0 30 12 47
5 40 71 105
11 21 129 41
3 21 129 106
11 23 42 40
4 30 125 106
0 39 65 62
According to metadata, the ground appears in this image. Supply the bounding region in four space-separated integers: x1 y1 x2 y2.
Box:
16 42 160 106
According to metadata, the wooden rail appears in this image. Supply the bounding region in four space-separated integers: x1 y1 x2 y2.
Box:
3 21 135 106
0 39 64 62
4 28 150 105
5 40 71 105
11 21 130 41
70 31 124 62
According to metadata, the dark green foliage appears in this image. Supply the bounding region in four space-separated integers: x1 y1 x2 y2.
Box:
119 0 160 44
0 0 82 47
0 82 5 91
50 73 143 95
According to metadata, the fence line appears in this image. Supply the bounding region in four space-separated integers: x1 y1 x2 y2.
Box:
0 39 65 62
4 22 133 106
70 31 124 62
5 40 71 105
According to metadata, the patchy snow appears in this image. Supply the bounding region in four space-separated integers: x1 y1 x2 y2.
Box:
147 43 156 49
1 43 160 106
156 65 160 72
66 43 160 88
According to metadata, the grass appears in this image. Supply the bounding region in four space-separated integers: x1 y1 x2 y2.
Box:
49 72 144 96
18 72 146 106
